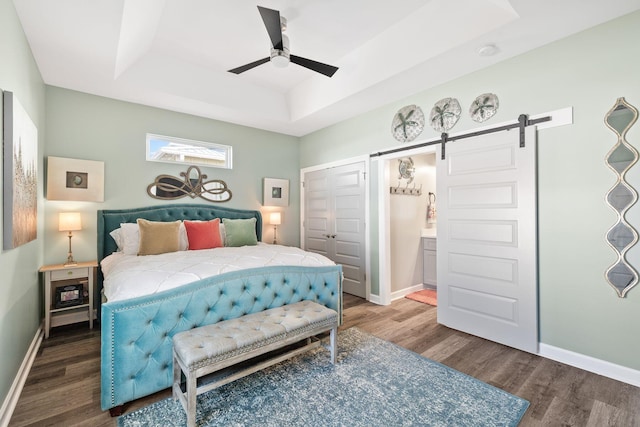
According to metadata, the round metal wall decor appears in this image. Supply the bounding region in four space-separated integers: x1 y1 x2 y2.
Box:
469 93 499 123
391 105 425 143
429 97 461 132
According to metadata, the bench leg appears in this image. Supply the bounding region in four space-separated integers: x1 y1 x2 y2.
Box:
172 350 180 401
329 326 337 364
186 371 197 427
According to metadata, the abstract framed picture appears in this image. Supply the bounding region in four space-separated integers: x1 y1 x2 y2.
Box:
3 91 38 250
46 156 104 202
263 178 289 207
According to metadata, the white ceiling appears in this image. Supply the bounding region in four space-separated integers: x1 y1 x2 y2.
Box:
13 0 640 136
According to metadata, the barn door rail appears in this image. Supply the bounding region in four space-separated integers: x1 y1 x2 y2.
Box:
370 114 551 160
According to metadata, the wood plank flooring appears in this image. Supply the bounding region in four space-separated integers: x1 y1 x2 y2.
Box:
9 294 640 426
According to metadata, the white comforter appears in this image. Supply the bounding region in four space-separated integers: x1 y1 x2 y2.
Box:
101 243 335 302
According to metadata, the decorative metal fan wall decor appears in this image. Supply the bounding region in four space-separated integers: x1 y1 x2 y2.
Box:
429 98 461 132
391 105 425 143
469 93 499 123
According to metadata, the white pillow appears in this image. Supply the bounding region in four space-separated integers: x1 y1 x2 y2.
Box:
219 223 226 246
111 221 189 254
120 223 141 255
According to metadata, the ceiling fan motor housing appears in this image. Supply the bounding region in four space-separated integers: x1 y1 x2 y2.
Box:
270 33 290 67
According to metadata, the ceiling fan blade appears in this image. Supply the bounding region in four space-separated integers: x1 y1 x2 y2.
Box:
290 55 339 77
228 57 270 74
257 6 283 50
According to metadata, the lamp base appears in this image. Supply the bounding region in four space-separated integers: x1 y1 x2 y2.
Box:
64 233 77 266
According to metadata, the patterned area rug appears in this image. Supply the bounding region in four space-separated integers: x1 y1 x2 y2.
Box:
118 328 528 427
406 288 438 306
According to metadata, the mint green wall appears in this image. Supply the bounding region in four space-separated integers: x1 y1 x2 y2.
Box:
43 87 301 265
300 11 640 371
0 0 46 408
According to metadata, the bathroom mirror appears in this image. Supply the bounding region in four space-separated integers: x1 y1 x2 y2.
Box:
604 97 639 297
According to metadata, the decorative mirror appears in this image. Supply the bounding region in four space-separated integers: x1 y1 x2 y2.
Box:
147 165 232 202
604 97 639 297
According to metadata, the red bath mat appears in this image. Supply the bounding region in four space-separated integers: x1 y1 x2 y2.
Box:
405 289 437 306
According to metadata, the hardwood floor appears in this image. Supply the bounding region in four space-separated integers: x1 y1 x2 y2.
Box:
9 294 640 426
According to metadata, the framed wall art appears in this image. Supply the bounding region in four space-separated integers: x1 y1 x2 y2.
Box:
263 178 289 207
46 156 105 202
3 91 38 250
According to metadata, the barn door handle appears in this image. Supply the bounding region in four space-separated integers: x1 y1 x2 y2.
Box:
323 234 337 238
330 234 336 238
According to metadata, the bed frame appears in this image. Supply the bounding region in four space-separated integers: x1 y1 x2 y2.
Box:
97 204 343 414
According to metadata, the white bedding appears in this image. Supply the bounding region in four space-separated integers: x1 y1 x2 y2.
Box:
101 243 335 302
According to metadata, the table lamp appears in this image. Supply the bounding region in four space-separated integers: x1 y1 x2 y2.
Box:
269 212 281 245
59 212 82 266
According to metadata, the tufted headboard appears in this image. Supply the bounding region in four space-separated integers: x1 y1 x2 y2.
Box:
97 204 263 262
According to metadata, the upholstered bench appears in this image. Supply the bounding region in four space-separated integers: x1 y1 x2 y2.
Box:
172 300 339 427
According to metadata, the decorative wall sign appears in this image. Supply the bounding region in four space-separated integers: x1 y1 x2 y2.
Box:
147 165 232 202
3 91 38 250
46 156 105 202
391 105 425 143
469 93 499 123
429 97 461 132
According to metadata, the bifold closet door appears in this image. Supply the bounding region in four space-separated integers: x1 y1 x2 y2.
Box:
304 162 366 298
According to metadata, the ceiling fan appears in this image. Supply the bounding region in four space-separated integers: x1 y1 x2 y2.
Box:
228 6 339 77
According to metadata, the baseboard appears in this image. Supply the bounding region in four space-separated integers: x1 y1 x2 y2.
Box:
0 326 43 427
368 293 383 305
538 343 640 388
390 284 429 301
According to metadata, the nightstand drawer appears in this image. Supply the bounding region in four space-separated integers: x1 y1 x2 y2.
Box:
51 267 88 281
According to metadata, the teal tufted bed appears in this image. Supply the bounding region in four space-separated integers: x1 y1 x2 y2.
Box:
97 204 343 414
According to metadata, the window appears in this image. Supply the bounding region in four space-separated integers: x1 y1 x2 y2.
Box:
146 133 232 169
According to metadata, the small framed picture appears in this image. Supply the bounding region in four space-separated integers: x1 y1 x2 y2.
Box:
55 283 84 308
46 156 104 202
263 178 289 207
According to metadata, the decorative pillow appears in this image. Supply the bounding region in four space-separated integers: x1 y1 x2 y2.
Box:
184 219 223 250
120 222 141 255
222 218 258 247
114 221 188 254
219 223 226 246
137 219 181 255
109 228 124 251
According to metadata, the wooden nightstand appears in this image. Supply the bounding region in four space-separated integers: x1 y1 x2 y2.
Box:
39 261 98 338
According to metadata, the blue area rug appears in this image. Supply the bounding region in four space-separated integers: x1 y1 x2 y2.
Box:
118 327 528 426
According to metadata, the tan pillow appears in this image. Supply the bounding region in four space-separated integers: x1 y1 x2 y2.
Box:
137 219 181 255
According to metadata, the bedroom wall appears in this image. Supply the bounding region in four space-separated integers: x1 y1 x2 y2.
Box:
0 0 46 412
300 10 640 372
43 87 301 265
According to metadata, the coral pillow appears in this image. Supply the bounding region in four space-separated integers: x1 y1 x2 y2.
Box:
184 219 223 250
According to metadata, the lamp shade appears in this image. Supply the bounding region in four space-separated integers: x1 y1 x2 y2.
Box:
269 212 282 226
58 212 82 232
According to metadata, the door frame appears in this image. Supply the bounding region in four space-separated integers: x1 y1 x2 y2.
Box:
375 107 573 306
300 155 371 301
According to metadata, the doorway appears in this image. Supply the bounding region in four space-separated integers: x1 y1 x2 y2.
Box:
388 153 437 299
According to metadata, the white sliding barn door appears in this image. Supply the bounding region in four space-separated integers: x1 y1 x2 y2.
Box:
436 127 538 354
